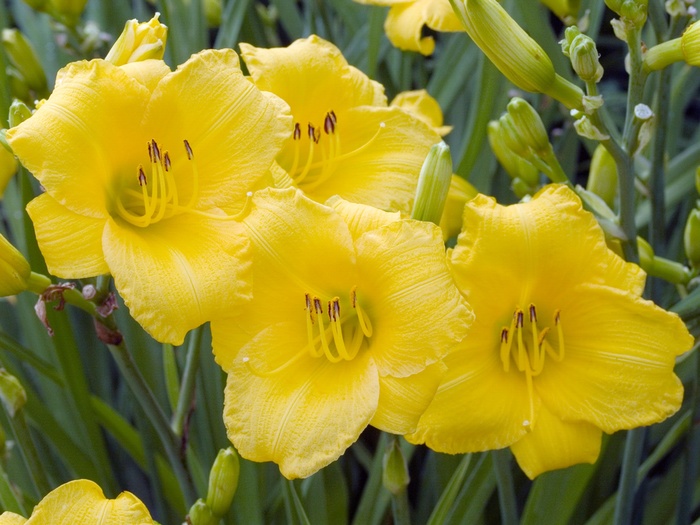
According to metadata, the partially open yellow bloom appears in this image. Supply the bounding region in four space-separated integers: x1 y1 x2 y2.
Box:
211 188 473 479
391 89 452 136
0 233 30 297
7 51 291 344
408 185 692 478
0 479 156 524
354 0 462 55
0 145 17 198
105 13 168 65
240 35 441 214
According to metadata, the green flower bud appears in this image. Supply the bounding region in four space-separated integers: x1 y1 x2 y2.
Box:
1 29 47 96
48 0 88 26
188 499 217 525
586 144 617 208
507 97 550 156
570 34 603 83
382 438 409 496
451 0 584 109
487 121 539 187
205 0 222 27
105 14 168 65
605 0 648 26
561 26 582 56
206 447 240 518
0 233 31 297
685 208 700 269
639 236 691 284
0 369 26 417
411 142 453 225
9 100 32 128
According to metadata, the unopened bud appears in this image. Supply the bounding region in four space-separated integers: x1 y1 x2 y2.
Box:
507 98 551 156
587 144 617 208
0 369 26 417
570 34 603 83
48 0 88 26
685 208 700 268
206 447 240 518
411 142 453 224
382 438 409 496
105 14 168 65
0 141 17 198
639 236 691 284
487 120 539 187
9 100 32 128
1 30 47 96
605 0 648 26
205 0 223 27
451 0 584 109
440 175 478 240
188 499 217 525
0 234 30 297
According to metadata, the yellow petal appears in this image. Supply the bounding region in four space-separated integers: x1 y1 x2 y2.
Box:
290 106 439 214
102 213 250 345
240 35 386 117
356 220 473 377
510 403 601 479
143 49 292 215
439 175 477 240
6 60 150 219
26 193 108 278
391 89 452 136
118 58 171 91
371 361 445 434
223 323 379 479
326 196 400 240
452 185 645 309
406 323 532 453
21 479 155 524
384 0 462 55
537 283 689 433
0 512 26 525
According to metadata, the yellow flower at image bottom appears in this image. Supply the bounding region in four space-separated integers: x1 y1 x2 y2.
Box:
0 479 156 524
6 50 291 345
407 185 693 478
211 187 473 479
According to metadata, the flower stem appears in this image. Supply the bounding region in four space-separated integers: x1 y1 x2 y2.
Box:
676 351 700 525
172 326 203 437
492 449 518 525
391 489 412 525
107 341 197 506
10 410 51 498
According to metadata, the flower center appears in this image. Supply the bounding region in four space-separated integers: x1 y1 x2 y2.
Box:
115 139 200 227
242 286 373 377
286 111 385 190
499 304 565 430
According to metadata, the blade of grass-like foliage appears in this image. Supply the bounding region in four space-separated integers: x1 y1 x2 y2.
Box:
364 6 384 79
449 452 496 524
492 449 518 525
426 453 472 525
301 461 349 525
214 0 253 50
521 463 599 525
232 459 266 525
162 343 180 413
271 0 304 40
0 462 25 515
351 432 392 525
284 479 312 525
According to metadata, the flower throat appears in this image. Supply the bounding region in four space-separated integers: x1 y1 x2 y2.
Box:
500 304 565 430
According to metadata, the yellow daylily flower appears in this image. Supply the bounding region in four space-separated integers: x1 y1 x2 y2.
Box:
240 35 441 214
407 185 693 478
390 89 452 136
354 0 462 55
439 175 477 240
211 187 473 479
0 479 156 524
7 51 291 345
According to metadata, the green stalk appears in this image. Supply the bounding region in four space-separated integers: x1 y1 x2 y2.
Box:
391 490 411 525
492 449 518 525
622 27 647 147
9 410 51 498
426 454 472 525
172 327 203 437
107 341 197 506
0 462 25 516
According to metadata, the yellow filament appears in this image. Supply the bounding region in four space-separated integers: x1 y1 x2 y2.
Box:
242 349 309 378
524 367 535 430
314 300 343 363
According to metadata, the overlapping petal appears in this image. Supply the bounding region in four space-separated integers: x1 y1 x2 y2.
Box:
510 403 601 479
103 213 250 345
26 193 108 278
222 324 379 480
6 479 155 524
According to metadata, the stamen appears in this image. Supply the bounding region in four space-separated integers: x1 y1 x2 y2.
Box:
329 298 351 360
138 166 147 186
500 327 511 372
183 139 193 160
324 112 336 134
293 122 301 140
314 297 342 363
151 139 161 162
163 151 171 172
553 310 565 362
